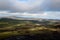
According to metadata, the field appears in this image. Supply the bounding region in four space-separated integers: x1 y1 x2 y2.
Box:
0 18 60 40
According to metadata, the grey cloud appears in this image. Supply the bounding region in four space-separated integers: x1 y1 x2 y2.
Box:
0 0 60 12
0 0 45 12
0 0 10 11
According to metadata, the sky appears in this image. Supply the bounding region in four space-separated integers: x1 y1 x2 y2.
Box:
0 0 60 19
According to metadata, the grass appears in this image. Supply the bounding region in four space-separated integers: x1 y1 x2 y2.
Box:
0 27 59 39
0 18 60 39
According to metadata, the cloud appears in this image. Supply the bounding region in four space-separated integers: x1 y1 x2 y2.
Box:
9 0 45 12
0 0 45 12
0 11 60 19
0 0 60 19
0 0 10 11
43 12 60 19
43 0 60 11
0 11 47 17
0 0 60 12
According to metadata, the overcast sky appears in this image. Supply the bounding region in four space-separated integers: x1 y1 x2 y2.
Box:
0 0 60 19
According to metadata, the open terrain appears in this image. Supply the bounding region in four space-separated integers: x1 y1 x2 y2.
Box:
0 18 60 40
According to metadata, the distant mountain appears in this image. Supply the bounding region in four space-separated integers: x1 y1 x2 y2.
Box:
0 16 60 28
0 16 60 22
0 16 43 21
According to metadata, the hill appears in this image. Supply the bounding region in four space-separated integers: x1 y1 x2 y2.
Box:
0 17 60 40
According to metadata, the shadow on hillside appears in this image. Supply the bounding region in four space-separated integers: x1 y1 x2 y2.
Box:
2 31 60 40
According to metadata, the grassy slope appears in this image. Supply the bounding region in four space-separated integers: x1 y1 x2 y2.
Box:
0 18 60 39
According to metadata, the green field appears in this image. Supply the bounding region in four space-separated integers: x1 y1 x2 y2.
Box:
0 18 60 40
